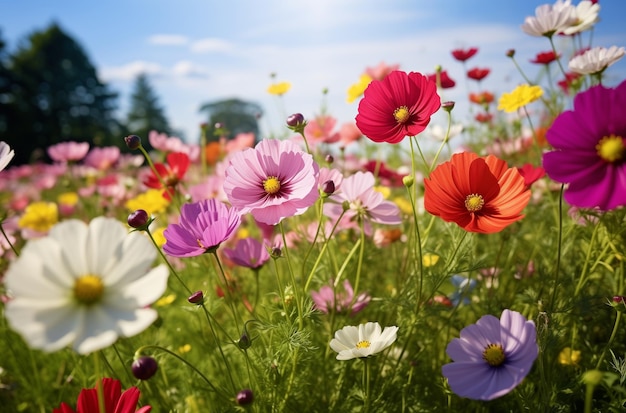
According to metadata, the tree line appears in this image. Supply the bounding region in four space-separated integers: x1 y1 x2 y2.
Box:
0 23 262 165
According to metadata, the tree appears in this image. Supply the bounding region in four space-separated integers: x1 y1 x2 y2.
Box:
125 73 171 150
198 98 262 142
0 30 13 138
1 23 120 164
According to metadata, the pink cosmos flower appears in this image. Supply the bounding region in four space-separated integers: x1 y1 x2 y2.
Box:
365 61 400 81
163 198 241 257
356 71 441 144
338 122 363 146
543 80 626 210
311 279 371 316
318 167 343 195
47 141 90 163
83 146 121 170
224 139 320 225
148 130 200 161
324 171 402 235
223 237 270 269
304 115 340 145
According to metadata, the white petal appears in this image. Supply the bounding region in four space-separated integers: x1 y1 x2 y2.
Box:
85 217 127 276
108 264 169 308
48 219 89 277
106 232 158 287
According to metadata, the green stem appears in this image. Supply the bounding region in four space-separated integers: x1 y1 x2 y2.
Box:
94 352 106 413
548 184 565 314
144 228 192 295
0 221 19 257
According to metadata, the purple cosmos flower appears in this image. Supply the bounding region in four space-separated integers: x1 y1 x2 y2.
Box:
311 280 371 316
224 139 320 226
222 237 270 269
163 199 241 258
442 309 538 401
324 171 402 235
542 80 626 210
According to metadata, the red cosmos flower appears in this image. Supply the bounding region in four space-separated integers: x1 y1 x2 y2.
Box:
558 72 582 95
451 47 478 62
467 67 490 81
427 70 456 89
475 112 493 123
143 152 190 199
424 152 531 234
530 50 560 65
356 71 441 144
363 160 405 187
517 163 546 187
53 378 151 413
469 91 495 105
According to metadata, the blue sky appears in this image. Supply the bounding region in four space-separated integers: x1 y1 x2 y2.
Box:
2 0 626 142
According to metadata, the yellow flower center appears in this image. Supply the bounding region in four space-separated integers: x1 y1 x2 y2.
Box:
482 343 506 367
356 340 371 349
263 176 281 195
596 134 624 163
74 274 104 305
465 194 485 212
393 106 410 124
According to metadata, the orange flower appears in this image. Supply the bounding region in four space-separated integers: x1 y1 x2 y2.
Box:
469 91 495 105
424 152 531 234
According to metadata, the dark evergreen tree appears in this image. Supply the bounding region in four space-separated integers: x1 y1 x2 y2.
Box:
1 23 119 164
125 73 171 151
0 31 13 138
198 98 262 142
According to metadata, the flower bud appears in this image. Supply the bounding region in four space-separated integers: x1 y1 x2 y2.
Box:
506 49 516 58
127 209 150 230
581 369 603 386
442 101 455 112
325 154 334 164
402 175 414 188
270 246 282 259
286 113 307 134
124 135 142 150
132 356 158 380
188 290 204 305
236 389 254 406
238 332 252 350
322 180 335 195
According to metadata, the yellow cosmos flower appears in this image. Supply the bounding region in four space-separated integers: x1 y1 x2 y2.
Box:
346 73 372 103
497 84 544 113
155 294 176 307
125 189 170 216
393 196 413 215
374 186 391 199
18 201 58 232
57 192 79 206
267 81 292 96
558 347 581 366
422 253 440 267
179 344 192 354
152 227 167 248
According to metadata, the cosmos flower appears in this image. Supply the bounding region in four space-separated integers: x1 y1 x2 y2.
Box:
542 80 626 210
143 152 190 200
17 201 59 234
356 71 440 143
324 171 402 235
442 309 538 401
0 141 15 172
304 115 340 144
47 141 90 163
311 279 371 316
451 47 478 62
467 67 490 81
224 139 320 226
222 237 270 269
568 46 625 76
449 275 477 306
4 217 169 354
530 50 560 65
560 0 600 35
267 81 291 96
364 61 400 80
347 73 373 103
469 91 495 106
521 2 577 37
427 70 456 89
53 378 151 413
163 198 241 257
424 152 531 234
330 322 399 360
497 84 544 113
84 146 121 171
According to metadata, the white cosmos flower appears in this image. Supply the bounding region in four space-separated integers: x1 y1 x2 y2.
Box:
330 322 398 360
521 1 577 37
428 124 464 142
560 0 600 35
0 141 15 172
568 46 626 75
4 217 169 354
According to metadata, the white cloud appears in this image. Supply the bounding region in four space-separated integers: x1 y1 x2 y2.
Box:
148 34 189 46
190 38 233 54
172 61 210 78
99 60 163 81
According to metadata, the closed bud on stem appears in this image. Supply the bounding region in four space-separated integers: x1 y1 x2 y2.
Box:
325 154 334 164
506 49 516 58
127 209 151 231
124 135 142 150
322 180 336 196
236 389 254 406
442 101 455 112
403 175 414 188
131 355 158 380
188 290 204 305
286 113 307 134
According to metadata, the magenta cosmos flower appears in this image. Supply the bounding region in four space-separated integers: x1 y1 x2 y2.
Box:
442 309 538 401
163 198 241 257
222 237 270 269
356 71 441 143
224 139 320 225
543 80 626 210
311 279 371 316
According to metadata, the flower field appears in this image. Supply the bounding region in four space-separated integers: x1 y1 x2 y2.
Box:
1 1 626 412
